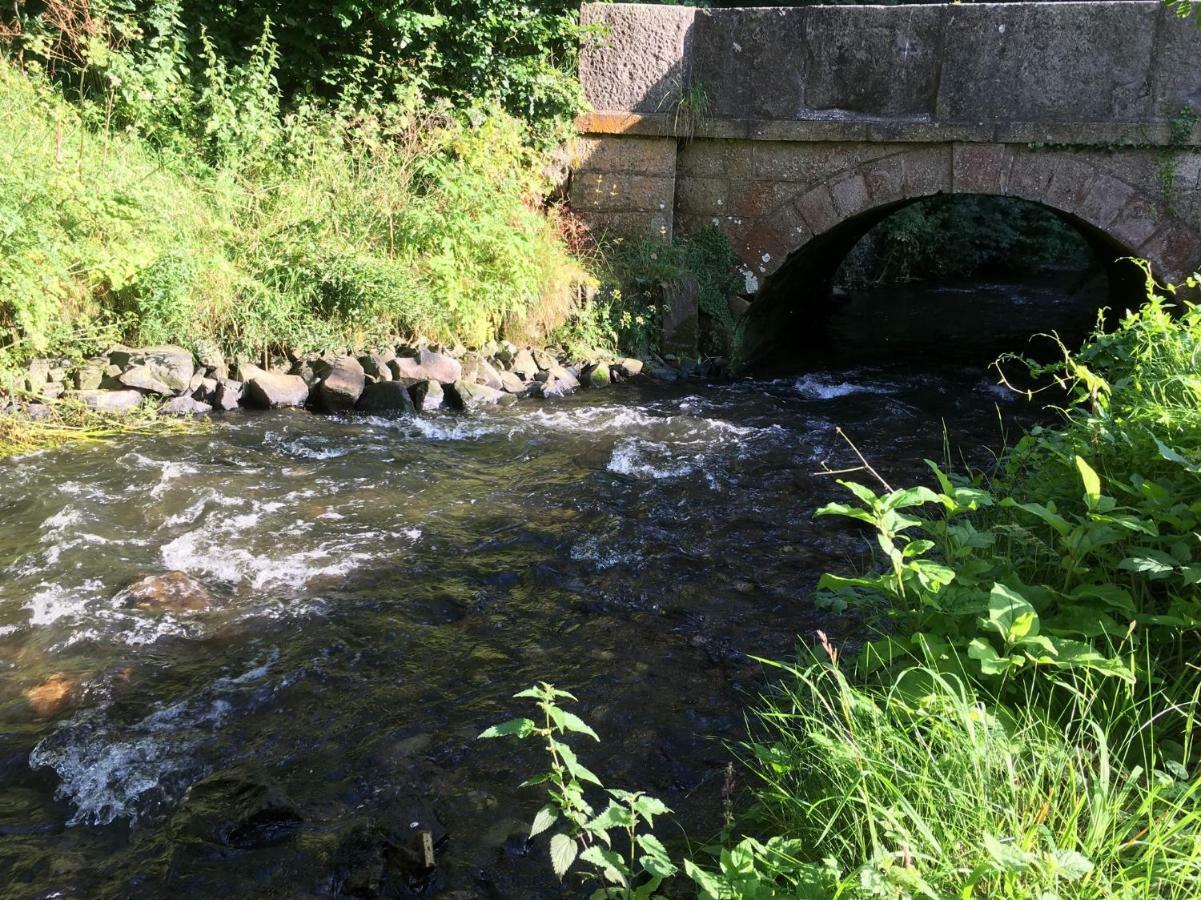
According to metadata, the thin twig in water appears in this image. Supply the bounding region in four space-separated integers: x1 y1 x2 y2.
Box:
812 427 893 493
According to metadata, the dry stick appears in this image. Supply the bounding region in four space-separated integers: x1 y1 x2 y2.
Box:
812 427 894 493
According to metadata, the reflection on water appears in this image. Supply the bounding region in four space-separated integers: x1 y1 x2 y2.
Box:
0 280 1096 897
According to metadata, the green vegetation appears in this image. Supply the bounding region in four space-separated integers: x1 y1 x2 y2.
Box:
838 195 1093 286
0 27 586 376
489 270 1201 896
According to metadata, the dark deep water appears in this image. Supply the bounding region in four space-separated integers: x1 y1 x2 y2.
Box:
0 279 1104 898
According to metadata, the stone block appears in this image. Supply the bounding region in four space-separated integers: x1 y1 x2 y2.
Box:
861 154 906 205
795 6 943 120
572 173 675 215
938 3 1158 124
829 172 869 219
952 143 1014 195
1078 174 1137 230
1140 226 1201 283
727 180 799 219
579 4 696 114
580 210 673 242
678 140 754 178
1004 150 1059 204
1044 156 1100 213
676 176 729 216
661 276 700 357
1151 6 1201 124
1109 194 1164 251
900 145 951 199
795 184 839 234
574 136 677 176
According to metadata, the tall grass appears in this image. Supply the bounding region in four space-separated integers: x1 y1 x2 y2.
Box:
745 648 1201 898
0 36 587 377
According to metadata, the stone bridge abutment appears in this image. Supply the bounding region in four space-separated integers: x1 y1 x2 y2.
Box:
570 2 1201 363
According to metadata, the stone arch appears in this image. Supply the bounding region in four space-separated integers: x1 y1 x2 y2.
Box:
725 143 1201 368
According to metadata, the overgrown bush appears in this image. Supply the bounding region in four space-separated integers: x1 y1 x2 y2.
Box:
0 26 587 375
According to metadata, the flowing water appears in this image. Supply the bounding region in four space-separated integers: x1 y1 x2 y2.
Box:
0 279 1103 898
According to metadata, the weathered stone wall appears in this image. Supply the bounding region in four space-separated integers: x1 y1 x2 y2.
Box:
571 1 1201 290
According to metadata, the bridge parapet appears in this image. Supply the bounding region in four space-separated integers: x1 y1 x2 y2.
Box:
572 2 1201 293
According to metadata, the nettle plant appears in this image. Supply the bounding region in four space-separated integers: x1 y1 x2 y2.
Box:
815 458 1138 686
479 684 678 899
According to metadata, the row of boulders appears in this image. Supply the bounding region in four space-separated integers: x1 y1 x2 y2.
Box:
17 338 702 417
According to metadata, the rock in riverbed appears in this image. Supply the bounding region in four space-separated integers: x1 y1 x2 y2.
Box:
315 356 366 412
245 372 309 409
122 571 216 614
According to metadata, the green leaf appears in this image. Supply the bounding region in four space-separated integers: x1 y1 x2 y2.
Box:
885 486 941 509
530 805 558 838
585 801 635 833
1075 456 1102 506
549 832 578 880
1052 849 1095 882
633 794 671 825
579 844 629 886
839 480 880 505
814 502 875 526
986 583 1040 644
547 706 600 741
555 741 603 786
968 638 1020 676
637 833 679 879
478 717 536 740
982 833 1033 873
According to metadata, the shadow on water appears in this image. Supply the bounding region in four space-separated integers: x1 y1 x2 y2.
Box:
0 276 1116 897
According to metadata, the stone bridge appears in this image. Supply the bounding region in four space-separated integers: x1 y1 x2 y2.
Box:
571 1 1201 364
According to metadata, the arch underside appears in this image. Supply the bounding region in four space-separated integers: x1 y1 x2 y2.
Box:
706 143 1201 369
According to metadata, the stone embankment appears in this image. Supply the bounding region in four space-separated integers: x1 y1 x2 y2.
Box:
15 339 716 418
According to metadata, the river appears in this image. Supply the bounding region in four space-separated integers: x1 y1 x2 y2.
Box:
0 277 1103 897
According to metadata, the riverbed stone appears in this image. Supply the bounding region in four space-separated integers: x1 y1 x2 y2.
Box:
410 379 444 412
498 370 529 394
539 364 580 391
389 349 462 385
122 571 217 614
315 356 366 413
531 348 556 371
461 353 505 391
615 358 644 378
509 348 539 380
74 359 106 391
213 379 243 411
583 362 612 387
359 351 394 381
69 389 145 413
25 674 79 718
195 339 228 381
122 343 193 394
357 381 416 416
446 380 505 410
160 396 213 416
245 372 309 409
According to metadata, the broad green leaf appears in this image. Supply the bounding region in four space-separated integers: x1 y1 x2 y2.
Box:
548 706 600 741
1075 456 1102 506
968 638 1019 676
838 480 880 505
886 486 941 510
530 805 558 838
1002 499 1071 536
478 717 535 740
633 795 671 824
585 801 635 833
814 502 875 525
549 832 578 880
1052 849 1095 881
579 844 630 886
554 741 603 786
982 833 1033 873
987 584 1039 643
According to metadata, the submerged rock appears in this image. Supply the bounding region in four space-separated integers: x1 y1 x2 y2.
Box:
245 372 309 409
582 362 611 387
172 766 303 851
122 571 216 614
25 674 79 718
